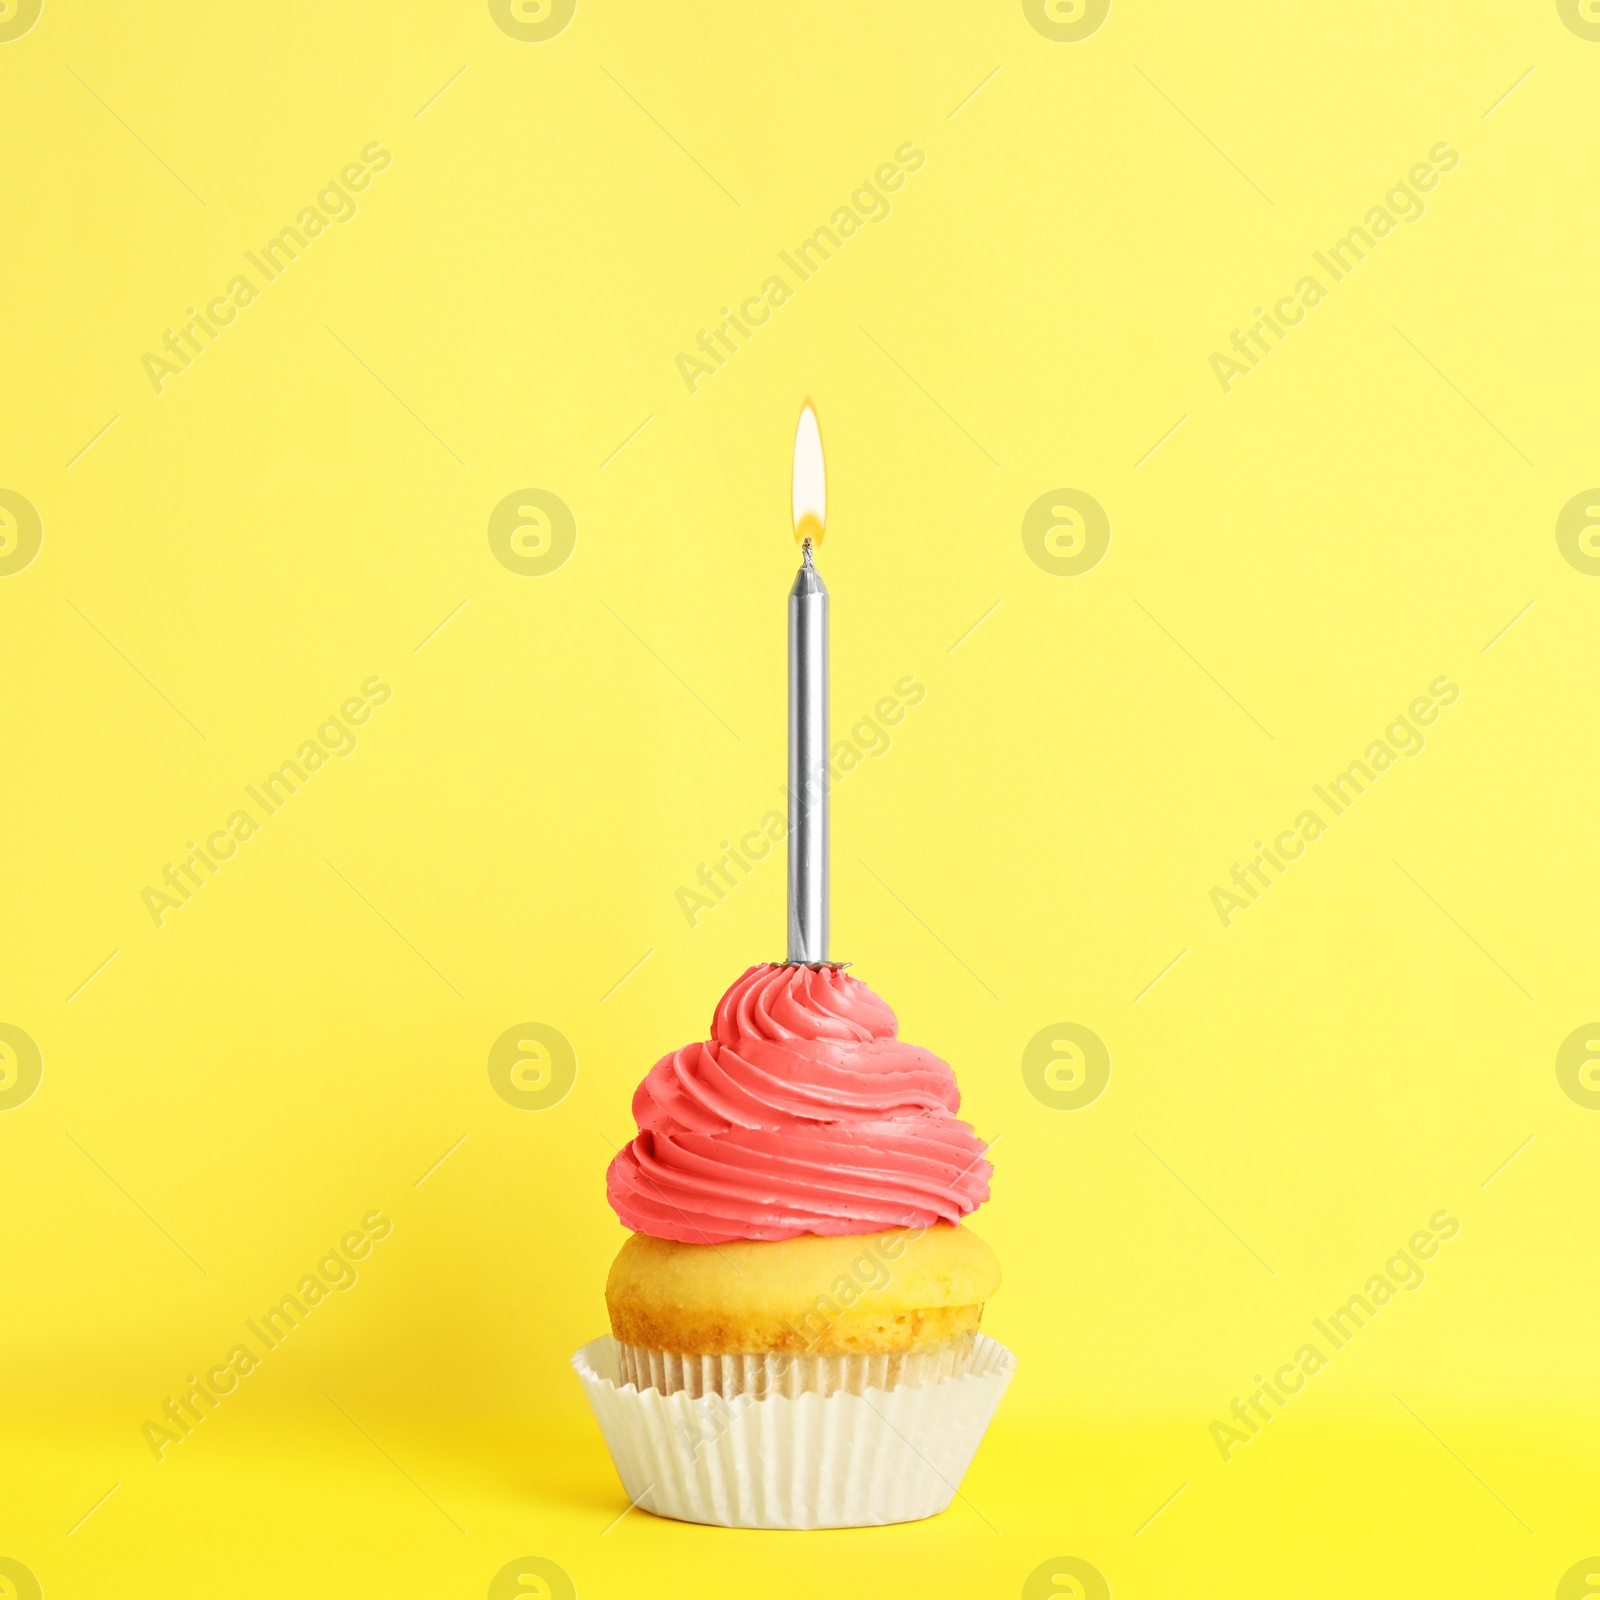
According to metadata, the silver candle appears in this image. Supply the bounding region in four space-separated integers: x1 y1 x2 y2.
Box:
787 404 829 965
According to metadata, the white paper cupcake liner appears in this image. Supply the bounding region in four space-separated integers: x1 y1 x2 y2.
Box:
573 1333 1016 1529
616 1333 977 1398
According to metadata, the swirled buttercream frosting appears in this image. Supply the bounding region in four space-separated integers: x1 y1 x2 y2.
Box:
606 963 992 1243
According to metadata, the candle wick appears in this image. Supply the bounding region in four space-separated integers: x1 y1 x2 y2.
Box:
801 537 814 569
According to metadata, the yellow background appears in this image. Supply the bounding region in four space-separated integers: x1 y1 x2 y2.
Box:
3 1 1598 1595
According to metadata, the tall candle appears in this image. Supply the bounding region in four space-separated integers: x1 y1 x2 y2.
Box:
787 403 828 965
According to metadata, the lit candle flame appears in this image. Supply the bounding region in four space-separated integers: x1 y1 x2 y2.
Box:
791 401 826 547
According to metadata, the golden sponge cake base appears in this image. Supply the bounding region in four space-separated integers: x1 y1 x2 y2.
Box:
605 1224 1000 1357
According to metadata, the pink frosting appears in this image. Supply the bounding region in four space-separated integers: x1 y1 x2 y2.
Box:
606 963 992 1243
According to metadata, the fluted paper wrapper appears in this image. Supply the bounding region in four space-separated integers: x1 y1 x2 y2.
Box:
573 1333 1016 1529
616 1333 977 1398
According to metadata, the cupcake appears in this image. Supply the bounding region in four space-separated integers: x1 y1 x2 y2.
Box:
574 961 1015 1529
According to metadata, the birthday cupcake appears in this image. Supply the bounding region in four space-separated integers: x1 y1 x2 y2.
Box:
573 962 1015 1529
